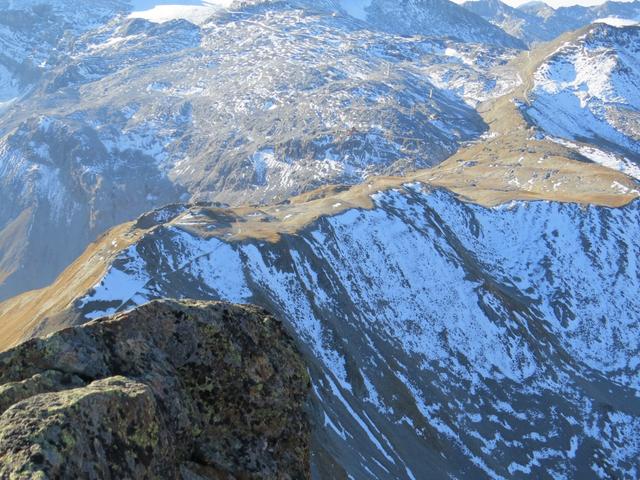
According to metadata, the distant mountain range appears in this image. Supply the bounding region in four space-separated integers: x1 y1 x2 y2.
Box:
463 0 640 43
335 0 525 48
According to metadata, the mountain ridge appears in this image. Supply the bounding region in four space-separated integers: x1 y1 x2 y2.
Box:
464 0 640 43
1 1 640 478
3 20 640 349
3 184 639 478
0 0 523 300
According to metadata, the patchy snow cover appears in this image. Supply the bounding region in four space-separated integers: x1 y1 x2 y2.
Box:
444 47 474 66
577 145 640 181
79 187 640 478
549 137 640 181
526 24 640 162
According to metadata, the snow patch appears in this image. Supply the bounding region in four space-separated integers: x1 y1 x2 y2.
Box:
129 0 231 24
594 17 639 27
339 0 373 21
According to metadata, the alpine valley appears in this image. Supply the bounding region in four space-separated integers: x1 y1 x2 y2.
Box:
0 0 639 479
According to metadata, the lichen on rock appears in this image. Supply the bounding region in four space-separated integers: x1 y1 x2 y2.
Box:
0 300 311 479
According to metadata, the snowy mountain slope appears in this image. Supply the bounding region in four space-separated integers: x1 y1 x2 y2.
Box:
417 21 640 209
11 185 640 479
524 23 640 171
0 0 521 300
0 0 129 110
0 115 184 300
341 0 526 49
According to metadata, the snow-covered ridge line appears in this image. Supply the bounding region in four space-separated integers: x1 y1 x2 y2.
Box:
77 186 640 478
463 0 640 45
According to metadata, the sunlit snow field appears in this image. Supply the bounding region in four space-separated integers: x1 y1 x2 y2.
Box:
130 0 232 23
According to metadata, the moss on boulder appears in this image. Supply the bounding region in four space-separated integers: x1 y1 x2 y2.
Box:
0 300 310 479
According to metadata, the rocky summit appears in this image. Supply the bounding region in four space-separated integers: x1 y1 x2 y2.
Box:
0 300 310 479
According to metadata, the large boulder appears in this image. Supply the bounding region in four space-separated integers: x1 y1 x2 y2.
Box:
0 300 310 479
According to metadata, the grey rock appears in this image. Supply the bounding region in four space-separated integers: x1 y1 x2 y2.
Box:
0 299 311 479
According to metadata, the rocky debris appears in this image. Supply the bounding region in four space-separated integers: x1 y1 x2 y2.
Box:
0 300 311 479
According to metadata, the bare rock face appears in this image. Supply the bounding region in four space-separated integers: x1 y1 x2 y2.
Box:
0 300 310 479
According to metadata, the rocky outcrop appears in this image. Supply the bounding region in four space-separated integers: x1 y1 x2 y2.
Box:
0 300 311 479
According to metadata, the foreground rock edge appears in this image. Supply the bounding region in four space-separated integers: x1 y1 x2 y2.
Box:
0 299 311 479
